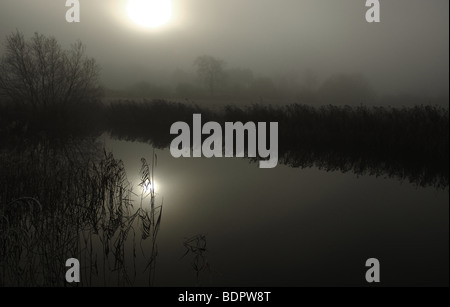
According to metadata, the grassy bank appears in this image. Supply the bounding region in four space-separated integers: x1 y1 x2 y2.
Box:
105 100 449 188
1 98 448 189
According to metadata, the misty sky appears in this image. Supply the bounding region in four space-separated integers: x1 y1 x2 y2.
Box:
0 0 448 96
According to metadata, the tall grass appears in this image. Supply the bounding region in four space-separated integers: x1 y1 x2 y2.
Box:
0 139 163 286
182 234 211 285
137 152 163 286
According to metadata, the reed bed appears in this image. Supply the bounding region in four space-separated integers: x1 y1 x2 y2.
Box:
0 139 163 286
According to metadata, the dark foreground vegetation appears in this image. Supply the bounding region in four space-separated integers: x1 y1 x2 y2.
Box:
0 123 162 286
1 98 448 285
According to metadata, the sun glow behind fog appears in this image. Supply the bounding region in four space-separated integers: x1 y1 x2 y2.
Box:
127 0 172 28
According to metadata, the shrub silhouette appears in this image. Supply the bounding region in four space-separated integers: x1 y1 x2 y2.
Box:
0 31 101 108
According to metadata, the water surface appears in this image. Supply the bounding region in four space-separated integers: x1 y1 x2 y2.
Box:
105 137 449 286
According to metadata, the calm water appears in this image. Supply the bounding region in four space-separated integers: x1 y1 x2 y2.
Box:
104 137 449 286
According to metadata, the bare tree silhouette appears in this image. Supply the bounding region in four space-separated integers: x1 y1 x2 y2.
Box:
0 31 101 109
194 55 226 96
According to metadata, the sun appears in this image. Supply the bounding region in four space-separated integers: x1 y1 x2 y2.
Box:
127 0 172 28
